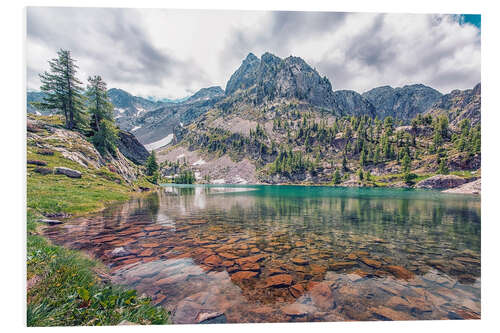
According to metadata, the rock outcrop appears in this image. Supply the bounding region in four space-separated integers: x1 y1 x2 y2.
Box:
415 175 467 189
54 167 82 178
333 90 376 117
27 117 141 183
425 83 481 128
116 130 150 165
362 84 442 121
443 178 481 195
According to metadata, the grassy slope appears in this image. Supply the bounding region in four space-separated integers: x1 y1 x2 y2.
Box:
26 116 168 326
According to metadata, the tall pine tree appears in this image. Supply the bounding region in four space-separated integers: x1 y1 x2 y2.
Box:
36 49 86 130
86 75 118 155
86 75 114 133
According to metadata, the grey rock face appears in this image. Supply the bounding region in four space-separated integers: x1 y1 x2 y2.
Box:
362 84 442 121
116 130 150 165
225 53 261 95
108 88 166 131
54 167 82 178
426 83 481 127
333 90 376 117
133 86 225 145
415 175 467 189
225 52 337 110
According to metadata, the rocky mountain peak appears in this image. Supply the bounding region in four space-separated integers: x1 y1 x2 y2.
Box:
185 86 225 103
225 53 261 95
226 52 336 110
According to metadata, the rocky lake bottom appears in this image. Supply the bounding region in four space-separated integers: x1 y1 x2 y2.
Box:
43 185 481 324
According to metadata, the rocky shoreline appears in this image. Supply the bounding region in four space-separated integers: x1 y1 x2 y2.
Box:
196 174 481 195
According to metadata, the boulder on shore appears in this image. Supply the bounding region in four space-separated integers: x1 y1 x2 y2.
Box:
415 175 467 190
54 167 82 178
443 178 481 195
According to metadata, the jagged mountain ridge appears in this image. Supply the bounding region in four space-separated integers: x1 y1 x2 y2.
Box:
27 52 478 152
362 84 443 121
425 83 481 128
226 52 336 110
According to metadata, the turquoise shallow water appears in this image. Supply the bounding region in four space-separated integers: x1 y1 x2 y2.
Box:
44 185 481 323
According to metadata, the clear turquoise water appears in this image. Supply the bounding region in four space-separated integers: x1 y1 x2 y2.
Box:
45 185 481 323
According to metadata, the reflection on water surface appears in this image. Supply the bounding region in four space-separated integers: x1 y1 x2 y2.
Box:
44 185 480 323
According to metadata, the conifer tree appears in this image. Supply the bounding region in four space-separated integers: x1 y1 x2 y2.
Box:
438 158 449 175
402 152 411 174
342 155 348 171
333 168 341 185
91 120 118 156
146 151 159 176
357 168 364 181
86 75 114 133
35 49 86 130
359 150 367 166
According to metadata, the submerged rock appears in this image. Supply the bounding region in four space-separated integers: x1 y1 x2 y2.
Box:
281 303 316 317
329 261 357 270
230 271 259 282
369 306 414 321
360 258 382 269
384 265 414 280
265 274 293 288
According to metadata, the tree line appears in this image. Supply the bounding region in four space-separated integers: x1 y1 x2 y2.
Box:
32 49 118 156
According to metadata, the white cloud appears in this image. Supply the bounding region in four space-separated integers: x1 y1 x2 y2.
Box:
27 8 480 97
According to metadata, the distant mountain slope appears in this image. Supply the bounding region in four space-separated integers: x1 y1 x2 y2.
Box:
425 83 481 127
107 88 167 130
131 86 225 147
27 91 49 115
362 84 442 121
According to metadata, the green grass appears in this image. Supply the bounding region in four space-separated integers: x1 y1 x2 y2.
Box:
27 149 131 215
27 214 169 326
26 115 168 326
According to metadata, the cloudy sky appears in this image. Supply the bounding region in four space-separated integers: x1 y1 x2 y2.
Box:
27 7 481 99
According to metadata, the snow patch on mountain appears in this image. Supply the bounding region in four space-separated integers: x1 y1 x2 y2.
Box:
144 133 173 151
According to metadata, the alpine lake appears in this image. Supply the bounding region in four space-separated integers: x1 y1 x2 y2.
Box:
43 185 481 324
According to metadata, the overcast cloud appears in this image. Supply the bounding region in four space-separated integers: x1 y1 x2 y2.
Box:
27 7 480 98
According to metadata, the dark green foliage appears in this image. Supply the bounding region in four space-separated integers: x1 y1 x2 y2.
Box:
90 120 118 156
269 149 313 176
34 49 87 130
384 116 394 136
86 75 114 134
86 76 118 155
333 168 341 184
357 168 364 181
438 158 449 175
359 150 367 166
145 151 159 176
402 152 411 174
174 170 195 184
